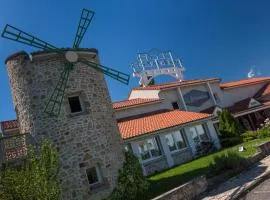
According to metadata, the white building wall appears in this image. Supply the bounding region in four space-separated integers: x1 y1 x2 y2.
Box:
128 90 160 99
114 101 171 119
158 89 186 110
208 82 224 106
206 121 221 149
220 83 265 107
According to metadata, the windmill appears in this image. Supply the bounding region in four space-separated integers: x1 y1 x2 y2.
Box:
1 8 130 117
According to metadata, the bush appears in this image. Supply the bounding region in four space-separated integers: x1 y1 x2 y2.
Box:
196 141 216 155
220 137 243 148
107 151 149 200
0 140 61 200
218 110 242 138
241 131 258 142
208 151 247 176
257 126 270 139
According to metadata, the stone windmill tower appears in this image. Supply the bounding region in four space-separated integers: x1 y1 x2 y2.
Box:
2 9 129 200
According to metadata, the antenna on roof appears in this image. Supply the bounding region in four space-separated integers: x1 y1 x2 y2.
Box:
131 49 185 87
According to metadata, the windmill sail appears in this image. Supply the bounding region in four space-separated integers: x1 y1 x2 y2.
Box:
2 24 57 50
44 64 72 116
73 9 95 48
78 58 130 85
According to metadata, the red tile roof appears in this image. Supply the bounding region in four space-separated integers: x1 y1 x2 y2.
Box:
113 98 161 109
254 83 270 98
226 98 270 114
118 110 212 140
131 78 220 91
220 77 270 90
1 120 19 131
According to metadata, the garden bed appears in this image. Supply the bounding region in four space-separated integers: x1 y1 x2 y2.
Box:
145 138 270 199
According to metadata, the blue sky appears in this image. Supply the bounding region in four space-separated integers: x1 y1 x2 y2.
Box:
1 0 270 121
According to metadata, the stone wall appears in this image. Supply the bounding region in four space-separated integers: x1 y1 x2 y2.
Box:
152 176 207 200
143 156 168 175
5 50 124 200
257 141 270 156
171 148 193 166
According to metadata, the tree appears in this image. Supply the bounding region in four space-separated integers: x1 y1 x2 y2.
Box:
0 139 61 200
218 109 241 138
107 151 149 200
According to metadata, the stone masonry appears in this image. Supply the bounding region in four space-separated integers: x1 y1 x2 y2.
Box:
5 49 124 200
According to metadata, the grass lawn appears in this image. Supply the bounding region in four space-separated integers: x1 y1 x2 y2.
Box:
145 138 270 199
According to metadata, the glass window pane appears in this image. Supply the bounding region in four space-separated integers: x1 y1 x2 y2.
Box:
124 143 132 152
165 134 177 151
196 125 208 141
137 141 150 160
173 131 186 149
147 138 161 157
190 127 200 145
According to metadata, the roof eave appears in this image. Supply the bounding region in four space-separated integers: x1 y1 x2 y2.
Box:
114 99 163 111
122 115 214 142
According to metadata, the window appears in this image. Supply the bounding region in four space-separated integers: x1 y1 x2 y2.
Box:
189 124 209 145
124 143 132 152
172 102 179 110
86 166 101 185
68 96 82 113
165 130 187 152
137 137 161 161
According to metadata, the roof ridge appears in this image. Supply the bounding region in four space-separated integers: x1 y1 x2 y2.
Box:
113 98 158 104
132 78 220 91
220 77 270 89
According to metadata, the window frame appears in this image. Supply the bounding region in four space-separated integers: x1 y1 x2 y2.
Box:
189 124 209 144
165 130 187 153
68 95 83 114
136 137 162 163
86 165 103 186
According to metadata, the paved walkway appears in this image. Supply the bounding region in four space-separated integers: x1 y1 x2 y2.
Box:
243 176 270 200
202 156 270 200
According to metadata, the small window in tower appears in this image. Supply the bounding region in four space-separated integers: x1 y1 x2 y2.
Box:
68 96 82 113
86 167 101 185
172 102 179 110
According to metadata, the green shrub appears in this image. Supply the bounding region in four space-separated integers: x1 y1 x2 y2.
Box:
241 131 258 142
218 110 242 138
257 126 270 138
0 140 61 200
208 151 247 176
220 137 242 148
107 151 149 200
